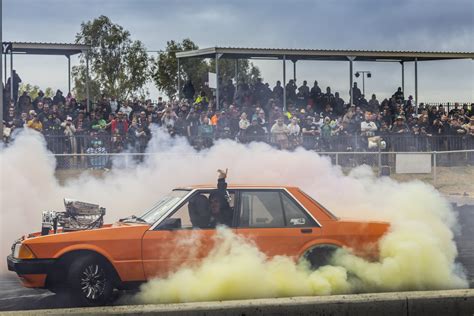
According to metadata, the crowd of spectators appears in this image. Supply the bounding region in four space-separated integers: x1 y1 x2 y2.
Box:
3 74 474 159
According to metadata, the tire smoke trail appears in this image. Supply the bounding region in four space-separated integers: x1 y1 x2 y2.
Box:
0 129 468 299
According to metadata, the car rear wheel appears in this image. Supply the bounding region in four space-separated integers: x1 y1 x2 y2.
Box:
303 245 338 270
67 255 114 306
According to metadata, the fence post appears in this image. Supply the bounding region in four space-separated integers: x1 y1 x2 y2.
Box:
335 153 339 166
378 146 382 174
433 151 437 186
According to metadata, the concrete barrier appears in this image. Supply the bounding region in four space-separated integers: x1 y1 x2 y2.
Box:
2 289 473 316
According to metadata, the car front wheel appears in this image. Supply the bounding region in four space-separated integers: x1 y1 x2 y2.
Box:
67 255 114 306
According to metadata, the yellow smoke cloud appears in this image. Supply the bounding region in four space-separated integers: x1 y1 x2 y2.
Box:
137 228 352 304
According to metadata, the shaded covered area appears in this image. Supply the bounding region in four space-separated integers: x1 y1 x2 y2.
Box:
1 41 91 133
2 41 90 96
176 47 474 110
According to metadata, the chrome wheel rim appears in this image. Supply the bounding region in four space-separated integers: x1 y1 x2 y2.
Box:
80 264 106 300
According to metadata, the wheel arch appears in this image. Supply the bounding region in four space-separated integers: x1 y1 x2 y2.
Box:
46 249 121 290
298 239 345 260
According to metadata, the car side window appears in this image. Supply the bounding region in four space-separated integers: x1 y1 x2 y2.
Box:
240 191 285 228
158 191 235 230
281 193 316 227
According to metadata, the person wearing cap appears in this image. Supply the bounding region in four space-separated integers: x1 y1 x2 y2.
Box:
26 111 43 132
391 115 409 134
246 117 266 142
61 116 77 154
301 116 319 149
320 116 333 150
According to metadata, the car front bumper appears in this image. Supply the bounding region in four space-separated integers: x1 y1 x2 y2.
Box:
7 255 56 275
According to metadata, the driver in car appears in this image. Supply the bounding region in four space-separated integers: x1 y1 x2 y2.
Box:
209 169 233 227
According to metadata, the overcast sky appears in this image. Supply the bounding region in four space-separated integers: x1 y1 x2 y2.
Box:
2 0 473 103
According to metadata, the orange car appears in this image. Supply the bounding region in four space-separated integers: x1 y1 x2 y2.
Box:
7 183 389 305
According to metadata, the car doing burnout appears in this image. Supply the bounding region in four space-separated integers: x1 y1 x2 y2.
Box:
7 185 389 305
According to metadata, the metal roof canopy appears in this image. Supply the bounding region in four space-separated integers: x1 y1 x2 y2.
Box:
176 47 474 62
176 47 474 111
2 41 92 115
4 42 90 56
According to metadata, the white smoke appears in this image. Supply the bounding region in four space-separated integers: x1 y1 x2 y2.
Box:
0 129 468 299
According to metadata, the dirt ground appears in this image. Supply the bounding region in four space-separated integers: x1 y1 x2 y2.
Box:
55 166 474 198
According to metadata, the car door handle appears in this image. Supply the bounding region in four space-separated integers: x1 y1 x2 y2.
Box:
300 229 312 234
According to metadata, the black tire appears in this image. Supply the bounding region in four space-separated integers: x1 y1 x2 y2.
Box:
303 246 338 270
66 254 115 306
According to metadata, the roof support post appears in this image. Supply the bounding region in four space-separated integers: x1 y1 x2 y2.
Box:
414 58 418 113
0 1 3 139
347 56 356 106
177 57 180 100
3 53 6 84
215 53 222 110
235 59 239 82
283 55 287 112
400 61 405 95
85 50 90 112
292 60 296 82
10 50 13 105
67 55 71 94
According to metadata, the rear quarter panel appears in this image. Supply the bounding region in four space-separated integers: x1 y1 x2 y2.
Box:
320 219 390 258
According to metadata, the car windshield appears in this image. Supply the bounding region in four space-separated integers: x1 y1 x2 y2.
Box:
138 189 190 224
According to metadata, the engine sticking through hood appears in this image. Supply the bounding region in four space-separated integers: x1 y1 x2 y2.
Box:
41 199 106 235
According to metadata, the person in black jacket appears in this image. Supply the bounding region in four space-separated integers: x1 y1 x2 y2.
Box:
209 169 233 227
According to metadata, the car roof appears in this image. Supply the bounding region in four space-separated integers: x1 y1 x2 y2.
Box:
176 184 299 190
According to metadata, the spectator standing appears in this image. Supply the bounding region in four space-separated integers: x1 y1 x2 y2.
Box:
310 80 322 109
53 90 66 106
350 82 362 105
333 92 345 116
286 80 297 103
271 117 290 150
392 87 404 103
287 117 301 148
246 118 266 142
301 116 319 149
18 91 32 114
297 81 310 108
61 116 77 154
368 94 380 113
26 111 43 132
6 70 21 105
182 80 196 102
238 113 250 141
198 116 214 148
272 81 284 101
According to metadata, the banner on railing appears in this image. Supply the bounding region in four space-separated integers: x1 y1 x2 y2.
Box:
395 153 432 174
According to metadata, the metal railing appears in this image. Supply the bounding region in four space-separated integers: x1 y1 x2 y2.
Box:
40 133 474 155
50 150 474 188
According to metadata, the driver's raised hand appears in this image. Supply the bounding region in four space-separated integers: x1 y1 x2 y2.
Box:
217 168 228 179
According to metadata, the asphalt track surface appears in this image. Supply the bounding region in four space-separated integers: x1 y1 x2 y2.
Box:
1 204 473 312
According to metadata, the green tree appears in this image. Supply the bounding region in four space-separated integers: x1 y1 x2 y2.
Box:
19 83 54 100
209 58 261 86
151 39 208 99
152 38 262 100
73 15 150 103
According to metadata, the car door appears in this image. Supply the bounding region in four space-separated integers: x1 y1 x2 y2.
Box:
235 189 321 260
141 190 236 279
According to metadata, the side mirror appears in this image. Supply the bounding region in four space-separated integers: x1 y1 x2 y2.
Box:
158 218 181 230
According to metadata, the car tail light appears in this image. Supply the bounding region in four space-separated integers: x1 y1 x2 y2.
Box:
13 244 36 259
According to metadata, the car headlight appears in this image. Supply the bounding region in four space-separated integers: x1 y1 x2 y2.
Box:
13 243 36 259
